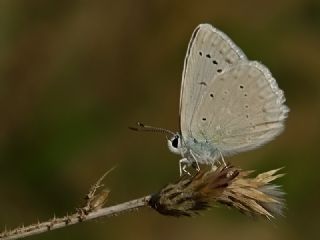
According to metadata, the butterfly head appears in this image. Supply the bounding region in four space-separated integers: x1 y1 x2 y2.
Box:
167 133 183 155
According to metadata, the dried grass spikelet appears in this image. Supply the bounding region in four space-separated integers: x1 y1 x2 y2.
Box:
148 165 285 219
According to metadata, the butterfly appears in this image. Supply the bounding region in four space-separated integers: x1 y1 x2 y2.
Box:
131 24 289 176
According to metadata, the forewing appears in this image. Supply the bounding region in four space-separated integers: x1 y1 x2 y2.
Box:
191 61 289 155
180 24 247 138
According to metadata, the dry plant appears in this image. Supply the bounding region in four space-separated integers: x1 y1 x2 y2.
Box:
0 165 285 240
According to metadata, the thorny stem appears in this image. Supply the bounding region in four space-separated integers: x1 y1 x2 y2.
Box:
0 165 285 240
0 196 151 240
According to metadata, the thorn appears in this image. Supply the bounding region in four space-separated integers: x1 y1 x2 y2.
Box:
63 213 72 224
37 219 41 229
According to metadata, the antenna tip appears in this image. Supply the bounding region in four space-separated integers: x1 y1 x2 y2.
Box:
129 122 145 131
137 122 145 127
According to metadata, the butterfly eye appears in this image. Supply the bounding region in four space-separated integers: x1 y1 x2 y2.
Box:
172 136 179 148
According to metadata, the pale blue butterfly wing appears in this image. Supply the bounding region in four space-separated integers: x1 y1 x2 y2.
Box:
180 23 289 159
180 24 247 138
192 61 289 156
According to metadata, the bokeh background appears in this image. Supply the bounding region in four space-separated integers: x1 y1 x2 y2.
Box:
0 0 319 239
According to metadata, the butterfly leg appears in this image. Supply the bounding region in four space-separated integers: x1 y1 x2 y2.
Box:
179 158 191 176
210 161 218 171
189 150 200 172
219 151 227 167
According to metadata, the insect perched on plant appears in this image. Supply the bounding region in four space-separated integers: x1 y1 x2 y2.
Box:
131 24 289 176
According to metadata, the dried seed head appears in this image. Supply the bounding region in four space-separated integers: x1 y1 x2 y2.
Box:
149 166 239 217
149 165 285 219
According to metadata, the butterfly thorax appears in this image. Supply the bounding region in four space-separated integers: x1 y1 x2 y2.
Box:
181 136 219 165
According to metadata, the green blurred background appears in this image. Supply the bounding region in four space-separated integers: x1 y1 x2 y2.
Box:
0 0 319 239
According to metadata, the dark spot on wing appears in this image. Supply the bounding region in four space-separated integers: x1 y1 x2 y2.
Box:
202 118 207 121
225 58 232 64
206 54 211 58
212 60 218 64
210 93 214 98
217 69 222 73
199 51 203 56
199 82 207 86
240 85 244 89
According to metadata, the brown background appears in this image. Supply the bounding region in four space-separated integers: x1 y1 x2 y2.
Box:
0 0 319 239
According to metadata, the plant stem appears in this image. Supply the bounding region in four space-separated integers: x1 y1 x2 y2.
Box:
0 196 151 240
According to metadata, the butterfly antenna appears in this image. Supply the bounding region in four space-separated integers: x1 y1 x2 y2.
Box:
129 122 175 136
